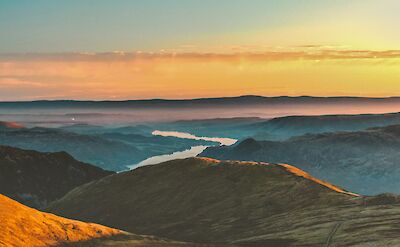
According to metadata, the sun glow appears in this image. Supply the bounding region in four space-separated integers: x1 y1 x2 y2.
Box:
1 51 400 100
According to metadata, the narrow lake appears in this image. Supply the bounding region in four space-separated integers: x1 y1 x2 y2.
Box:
129 130 237 169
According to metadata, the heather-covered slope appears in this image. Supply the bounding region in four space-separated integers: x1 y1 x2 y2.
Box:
49 158 388 246
0 145 113 208
201 124 400 195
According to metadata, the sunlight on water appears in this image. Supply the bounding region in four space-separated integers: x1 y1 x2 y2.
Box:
152 130 237 146
129 130 237 169
128 145 209 169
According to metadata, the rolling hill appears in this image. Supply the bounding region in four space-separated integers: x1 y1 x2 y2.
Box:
47 157 400 246
248 112 400 140
0 145 112 208
0 126 144 171
0 194 205 247
0 123 215 171
201 124 400 195
0 194 122 247
148 112 400 141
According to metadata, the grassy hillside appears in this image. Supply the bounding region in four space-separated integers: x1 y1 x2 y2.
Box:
0 145 112 208
201 124 400 195
49 158 400 246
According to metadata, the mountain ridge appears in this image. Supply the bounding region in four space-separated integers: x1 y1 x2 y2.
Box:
48 157 400 246
201 124 400 194
0 145 113 208
3 95 400 106
48 157 362 246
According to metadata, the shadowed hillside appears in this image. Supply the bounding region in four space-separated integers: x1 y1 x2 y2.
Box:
0 127 144 171
0 145 113 208
201 124 400 195
48 157 400 246
0 194 206 247
0 123 216 171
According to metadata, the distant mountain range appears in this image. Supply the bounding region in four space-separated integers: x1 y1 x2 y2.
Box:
201 124 400 195
3 96 400 123
0 145 112 208
246 112 400 140
48 157 400 246
149 112 400 140
3 95 400 108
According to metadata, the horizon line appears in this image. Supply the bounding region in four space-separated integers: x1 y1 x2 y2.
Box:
2 95 400 103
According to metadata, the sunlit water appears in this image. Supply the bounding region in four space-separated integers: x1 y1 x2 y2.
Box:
129 130 237 169
152 130 237 146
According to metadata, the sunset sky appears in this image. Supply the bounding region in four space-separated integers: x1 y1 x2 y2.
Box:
1 0 400 100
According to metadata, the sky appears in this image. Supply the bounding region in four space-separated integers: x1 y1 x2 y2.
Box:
0 0 400 100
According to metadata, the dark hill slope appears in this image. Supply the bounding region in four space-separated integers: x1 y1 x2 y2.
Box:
0 145 113 208
0 125 217 171
0 194 203 247
201 124 400 195
48 157 380 246
0 127 144 171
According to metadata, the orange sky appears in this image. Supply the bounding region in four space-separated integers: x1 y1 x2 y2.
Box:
1 50 400 100
1 1 400 100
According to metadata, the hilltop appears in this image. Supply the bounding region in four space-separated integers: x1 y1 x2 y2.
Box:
0 145 112 208
49 157 372 246
201 124 400 194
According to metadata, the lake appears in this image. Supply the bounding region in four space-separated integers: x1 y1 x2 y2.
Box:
129 130 237 169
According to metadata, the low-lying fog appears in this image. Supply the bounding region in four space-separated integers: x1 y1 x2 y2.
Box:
2 101 400 127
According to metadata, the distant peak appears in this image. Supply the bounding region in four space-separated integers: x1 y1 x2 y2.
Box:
234 138 262 151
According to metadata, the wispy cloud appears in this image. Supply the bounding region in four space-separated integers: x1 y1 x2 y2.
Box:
1 47 400 100
1 48 400 62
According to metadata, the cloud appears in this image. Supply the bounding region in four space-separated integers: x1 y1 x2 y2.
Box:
1 48 400 63
1 47 400 100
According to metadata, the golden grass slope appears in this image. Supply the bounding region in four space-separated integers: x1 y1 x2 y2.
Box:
0 194 122 247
